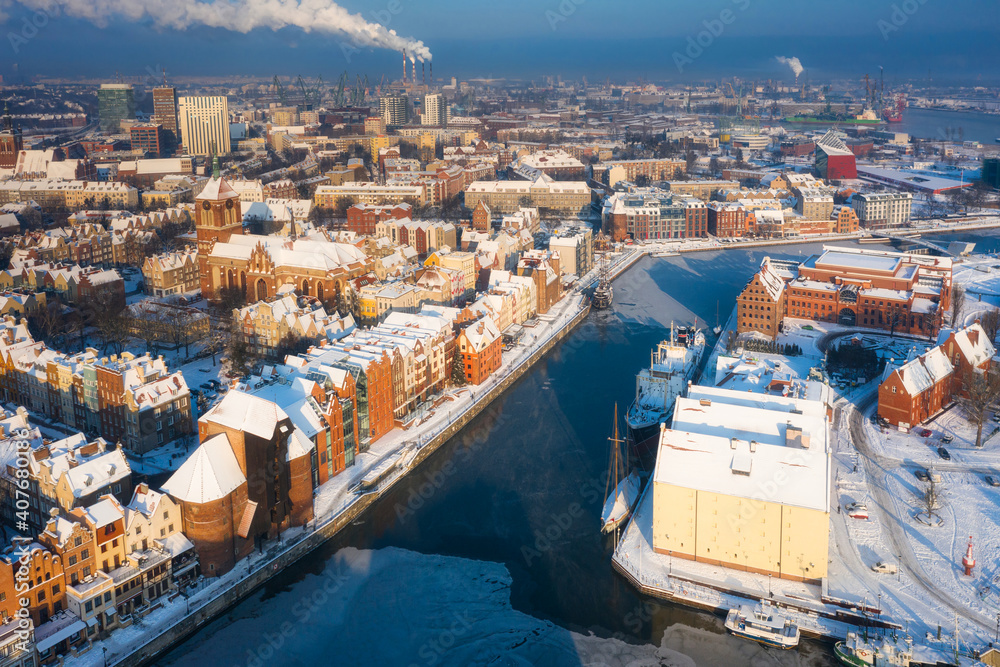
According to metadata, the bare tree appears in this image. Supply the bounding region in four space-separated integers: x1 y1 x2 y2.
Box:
951 283 966 327
957 367 1000 447
980 309 1000 345
923 477 942 518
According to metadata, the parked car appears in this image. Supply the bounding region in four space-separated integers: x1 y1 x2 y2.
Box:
846 503 869 520
937 447 951 461
940 434 954 444
985 475 1000 487
871 561 898 575
206 391 219 400
918 428 932 438
914 469 930 482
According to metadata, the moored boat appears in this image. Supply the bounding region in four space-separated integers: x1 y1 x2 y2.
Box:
724 601 800 649
834 632 913 666
601 405 640 534
626 323 705 454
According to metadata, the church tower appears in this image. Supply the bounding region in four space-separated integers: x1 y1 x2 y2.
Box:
0 104 23 170
196 155 243 299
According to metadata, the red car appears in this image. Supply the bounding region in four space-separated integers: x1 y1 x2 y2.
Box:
918 428 932 438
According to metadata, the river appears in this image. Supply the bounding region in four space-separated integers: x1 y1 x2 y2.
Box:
154 231 999 667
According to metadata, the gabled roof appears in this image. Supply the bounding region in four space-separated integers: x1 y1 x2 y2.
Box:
161 433 246 504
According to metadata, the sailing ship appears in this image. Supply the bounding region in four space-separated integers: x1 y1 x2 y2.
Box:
600 405 640 534
593 253 614 310
626 323 706 457
724 601 801 649
834 632 913 666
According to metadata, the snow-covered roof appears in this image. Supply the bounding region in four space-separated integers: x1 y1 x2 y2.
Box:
63 449 130 498
161 433 246 504
950 323 995 368
196 175 238 201
202 390 289 440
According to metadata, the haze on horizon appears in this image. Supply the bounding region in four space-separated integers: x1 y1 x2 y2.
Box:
1 0 998 85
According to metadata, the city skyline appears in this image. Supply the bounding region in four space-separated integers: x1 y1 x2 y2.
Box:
1 0 999 83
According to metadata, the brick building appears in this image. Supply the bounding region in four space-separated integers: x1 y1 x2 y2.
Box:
878 323 996 428
345 203 411 237
706 202 748 238
457 317 501 385
738 248 952 340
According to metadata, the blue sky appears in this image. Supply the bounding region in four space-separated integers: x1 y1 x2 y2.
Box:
2 0 998 83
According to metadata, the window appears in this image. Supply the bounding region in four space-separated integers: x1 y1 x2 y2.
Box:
83 566 91 577
82 549 89 560
37 590 45 602
69 555 77 566
101 545 107 554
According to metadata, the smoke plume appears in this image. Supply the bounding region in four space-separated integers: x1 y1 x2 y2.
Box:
775 56 804 79
5 0 432 60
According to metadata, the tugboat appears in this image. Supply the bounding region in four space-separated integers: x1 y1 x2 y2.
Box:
626 323 706 457
600 404 640 535
592 253 614 310
834 632 913 666
724 600 801 649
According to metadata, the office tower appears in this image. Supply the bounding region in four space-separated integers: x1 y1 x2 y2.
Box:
130 123 163 157
98 83 135 133
379 95 408 127
422 93 448 127
177 96 230 157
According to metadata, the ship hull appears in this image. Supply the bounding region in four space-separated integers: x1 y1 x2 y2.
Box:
784 116 882 125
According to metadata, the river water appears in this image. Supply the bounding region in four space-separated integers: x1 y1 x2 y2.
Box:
155 230 999 667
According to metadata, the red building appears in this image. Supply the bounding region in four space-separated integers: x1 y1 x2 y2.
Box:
878 322 995 427
685 200 708 238
706 202 747 238
815 131 858 181
458 317 502 385
472 201 492 232
346 203 412 236
129 123 163 157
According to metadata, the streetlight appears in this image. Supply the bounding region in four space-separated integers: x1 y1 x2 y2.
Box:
103 647 108 667
768 574 772 598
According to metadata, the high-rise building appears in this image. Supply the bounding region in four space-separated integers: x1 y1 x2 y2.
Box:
152 87 178 133
0 104 22 169
422 93 448 127
97 83 135 133
379 95 408 127
178 95 230 157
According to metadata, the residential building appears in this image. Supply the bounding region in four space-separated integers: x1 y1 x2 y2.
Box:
234 296 355 358
706 202 748 238
142 248 199 296
851 192 913 230
314 183 424 208
379 95 408 127
548 228 594 277
346 203 412 237
457 317 501 384
464 177 590 215
878 322 995 428
422 93 448 127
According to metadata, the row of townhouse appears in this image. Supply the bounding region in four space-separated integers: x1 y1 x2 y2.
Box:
234 295 357 358
0 260 124 307
0 317 193 455
0 180 138 210
0 484 195 665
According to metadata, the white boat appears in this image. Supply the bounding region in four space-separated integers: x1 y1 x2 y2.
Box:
601 471 640 534
834 632 913 666
724 601 800 649
626 323 706 449
600 405 641 534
